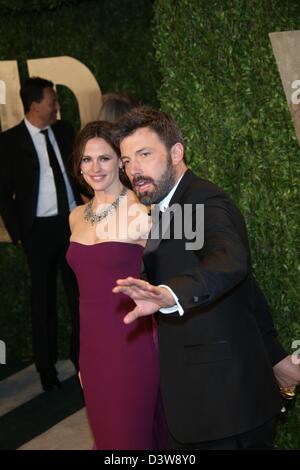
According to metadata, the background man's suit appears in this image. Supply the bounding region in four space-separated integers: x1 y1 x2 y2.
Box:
143 169 283 444
0 119 82 377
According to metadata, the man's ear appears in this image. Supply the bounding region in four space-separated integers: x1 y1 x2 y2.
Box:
30 101 38 113
170 142 185 165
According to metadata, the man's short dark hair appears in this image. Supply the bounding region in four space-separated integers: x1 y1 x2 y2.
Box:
114 106 185 152
20 77 54 114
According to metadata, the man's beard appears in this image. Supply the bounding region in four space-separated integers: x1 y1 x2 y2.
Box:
132 155 176 205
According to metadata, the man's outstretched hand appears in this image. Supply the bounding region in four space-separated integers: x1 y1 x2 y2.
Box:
112 277 175 324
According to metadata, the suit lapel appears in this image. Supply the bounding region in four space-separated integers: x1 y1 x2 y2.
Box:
18 121 39 170
144 205 174 255
168 169 197 205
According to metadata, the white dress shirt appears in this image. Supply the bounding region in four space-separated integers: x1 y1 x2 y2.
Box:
157 174 185 316
24 118 76 217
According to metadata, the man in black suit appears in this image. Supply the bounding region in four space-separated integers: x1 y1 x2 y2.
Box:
0 77 82 390
113 107 300 449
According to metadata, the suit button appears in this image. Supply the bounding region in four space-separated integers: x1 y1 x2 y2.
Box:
193 296 199 303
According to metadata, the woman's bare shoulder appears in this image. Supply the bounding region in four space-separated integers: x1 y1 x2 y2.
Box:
69 204 86 228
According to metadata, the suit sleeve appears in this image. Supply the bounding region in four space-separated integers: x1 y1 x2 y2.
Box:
163 192 286 366
166 196 248 311
0 133 21 243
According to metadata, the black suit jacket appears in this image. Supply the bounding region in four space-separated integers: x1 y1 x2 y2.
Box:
0 120 82 243
143 170 283 443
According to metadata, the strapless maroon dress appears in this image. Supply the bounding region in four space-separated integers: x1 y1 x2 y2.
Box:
67 241 163 450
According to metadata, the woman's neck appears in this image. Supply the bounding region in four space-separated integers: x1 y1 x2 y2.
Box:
93 183 124 206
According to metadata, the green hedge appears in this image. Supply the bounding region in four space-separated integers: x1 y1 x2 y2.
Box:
154 0 300 449
0 244 73 362
0 0 79 13
0 0 159 359
0 0 160 119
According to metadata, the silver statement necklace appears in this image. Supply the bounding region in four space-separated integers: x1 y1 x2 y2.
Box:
84 186 128 226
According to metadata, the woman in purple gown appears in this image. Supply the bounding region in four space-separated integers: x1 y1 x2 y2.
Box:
66 121 164 450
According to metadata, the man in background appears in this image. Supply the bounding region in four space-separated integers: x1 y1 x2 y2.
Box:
0 77 82 390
